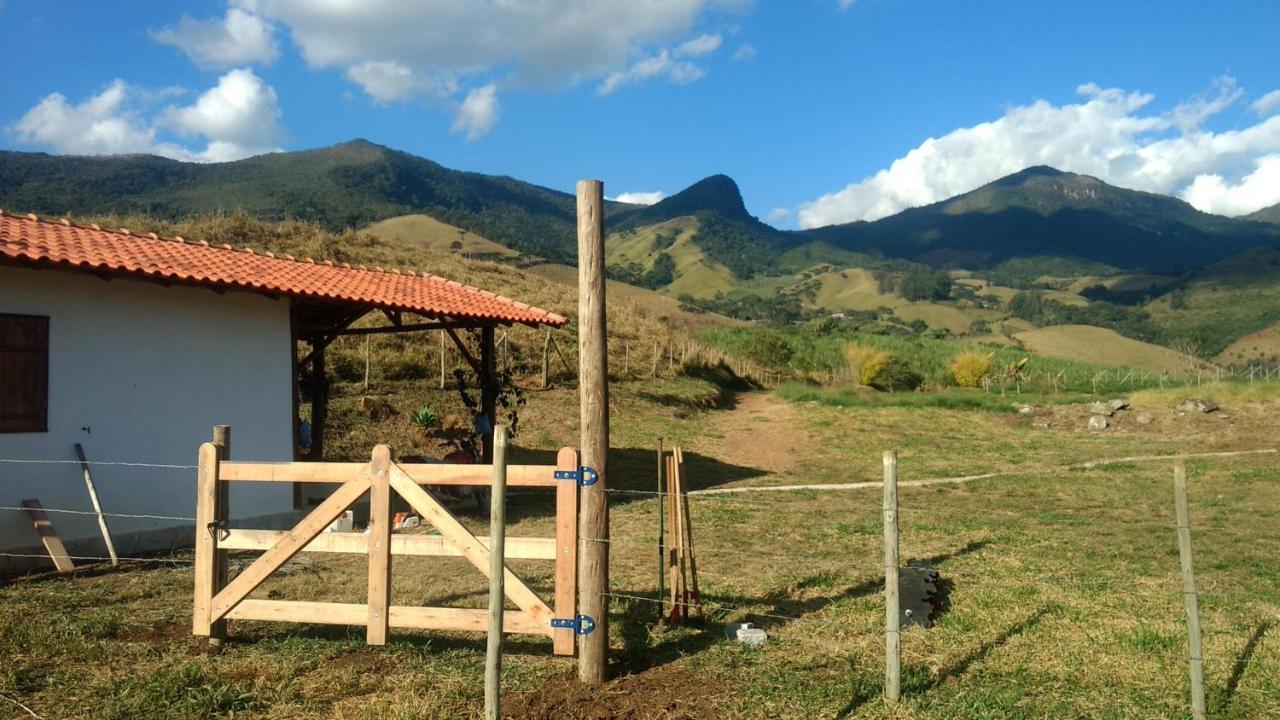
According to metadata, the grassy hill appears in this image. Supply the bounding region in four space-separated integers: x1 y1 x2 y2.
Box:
1014 325 1203 373
365 214 518 257
1246 202 1280 223
1146 246 1280 357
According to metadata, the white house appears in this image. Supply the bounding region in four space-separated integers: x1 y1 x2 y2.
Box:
0 211 565 573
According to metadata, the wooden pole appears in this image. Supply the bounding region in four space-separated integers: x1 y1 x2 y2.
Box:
485 426 509 720
657 438 665 623
1173 461 1206 720
883 450 901 703
541 330 551 389
481 326 497 464
192 442 220 636
210 425 230 644
74 443 117 566
440 331 447 390
367 445 392 645
577 178 610 684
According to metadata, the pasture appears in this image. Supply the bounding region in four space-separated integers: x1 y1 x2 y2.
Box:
2 374 1277 719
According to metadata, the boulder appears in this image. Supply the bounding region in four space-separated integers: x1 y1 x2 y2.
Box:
1089 401 1113 417
1135 412 1155 425
1177 399 1218 414
1088 415 1109 431
1108 398 1130 412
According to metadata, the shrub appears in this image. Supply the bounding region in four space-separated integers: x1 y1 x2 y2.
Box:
949 351 994 388
409 407 439 430
845 344 892 386
872 355 923 391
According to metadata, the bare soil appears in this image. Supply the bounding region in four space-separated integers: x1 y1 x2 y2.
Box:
502 666 731 720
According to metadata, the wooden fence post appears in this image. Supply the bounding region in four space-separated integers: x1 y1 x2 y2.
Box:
440 331 447 390
367 445 392 645
541 330 552 389
883 450 901 703
192 442 221 638
577 179 610 684
657 438 666 623
1173 461 1206 720
210 425 231 644
553 447 580 657
485 426 509 720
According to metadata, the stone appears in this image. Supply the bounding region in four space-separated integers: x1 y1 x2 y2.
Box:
1135 412 1155 425
1088 415 1109 431
1177 399 1218 414
1014 404 1034 415
1108 398 1130 412
1089 401 1114 417
724 622 768 645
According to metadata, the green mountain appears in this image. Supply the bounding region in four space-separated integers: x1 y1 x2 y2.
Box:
798 166 1280 273
0 140 635 262
1247 202 1280 224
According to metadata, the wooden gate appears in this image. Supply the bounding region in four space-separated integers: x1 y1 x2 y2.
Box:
192 443 581 656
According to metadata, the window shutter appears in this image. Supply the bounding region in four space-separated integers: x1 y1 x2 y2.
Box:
0 314 49 433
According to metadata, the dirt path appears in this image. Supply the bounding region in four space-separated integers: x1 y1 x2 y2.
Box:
714 391 809 475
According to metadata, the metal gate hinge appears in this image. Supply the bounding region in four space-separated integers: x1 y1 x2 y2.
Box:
554 466 599 487
550 614 596 635
207 519 229 541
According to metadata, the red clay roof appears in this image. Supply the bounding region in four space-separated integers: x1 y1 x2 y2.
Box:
0 211 567 327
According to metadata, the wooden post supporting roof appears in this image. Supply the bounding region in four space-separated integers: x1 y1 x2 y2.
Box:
481 326 497 464
576 178 610 684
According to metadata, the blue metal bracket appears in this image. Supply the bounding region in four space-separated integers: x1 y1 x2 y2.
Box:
554 466 599 487
551 614 596 635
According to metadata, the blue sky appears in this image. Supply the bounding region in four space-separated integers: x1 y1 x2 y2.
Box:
3 1 1280 227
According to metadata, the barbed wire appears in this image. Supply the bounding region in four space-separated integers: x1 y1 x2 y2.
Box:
0 551 193 565
0 458 197 469
0 505 195 522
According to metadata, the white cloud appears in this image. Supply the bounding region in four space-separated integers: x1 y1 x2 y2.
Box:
1253 89 1280 118
345 61 452 104
162 69 283 160
10 80 162 156
9 70 284 163
597 49 707 95
1181 154 1280 217
797 80 1280 227
610 191 666 205
767 207 792 221
677 33 722 57
732 42 757 61
451 84 500 141
151 8 278 69
838 0 857 8
237 0 739 123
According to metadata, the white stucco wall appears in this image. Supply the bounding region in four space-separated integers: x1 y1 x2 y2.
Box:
0 265 298 571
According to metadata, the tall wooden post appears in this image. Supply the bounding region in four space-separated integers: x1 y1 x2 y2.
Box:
1174 462 1206 720
656 438 665 623
481 326 497 464
308 343 328 461
485 426 509 720
577 179 610 684
883 450 901 702
367 445 392 645
210 425 231 644
439 330 447 390
192 442 220 638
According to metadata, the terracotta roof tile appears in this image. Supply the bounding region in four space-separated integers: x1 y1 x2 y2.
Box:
0 211 567 327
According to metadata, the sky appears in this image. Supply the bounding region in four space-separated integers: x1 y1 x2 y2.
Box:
2 0 1280 228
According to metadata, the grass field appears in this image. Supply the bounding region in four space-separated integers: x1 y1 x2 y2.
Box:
4 371 1278 719
365 214 519 257
1015 324 1204 373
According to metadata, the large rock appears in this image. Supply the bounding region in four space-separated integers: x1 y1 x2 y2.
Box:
1108 398 1130 412
1089 401 1114 416
1088 415 1109 431
1177 399 1218 414
1135 412 1155 425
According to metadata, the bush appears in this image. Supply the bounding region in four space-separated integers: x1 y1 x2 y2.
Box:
871 355 923 391
845 344 892 386
949 351 993 388
409 407 439 430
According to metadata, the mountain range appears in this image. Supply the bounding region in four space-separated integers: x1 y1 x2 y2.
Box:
2 140 1278 278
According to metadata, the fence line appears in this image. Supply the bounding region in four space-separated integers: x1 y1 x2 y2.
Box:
0 458 196 469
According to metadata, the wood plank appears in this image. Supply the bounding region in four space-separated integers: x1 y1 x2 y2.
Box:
192 443 218 635
553 447 579 656
220 529 557 560
210 426 230 643
21 499 74 573
367 446 392 645
74 444 117 566
220 461 560 487
389 464 553 623
208 468 371 623
226 600 549 635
